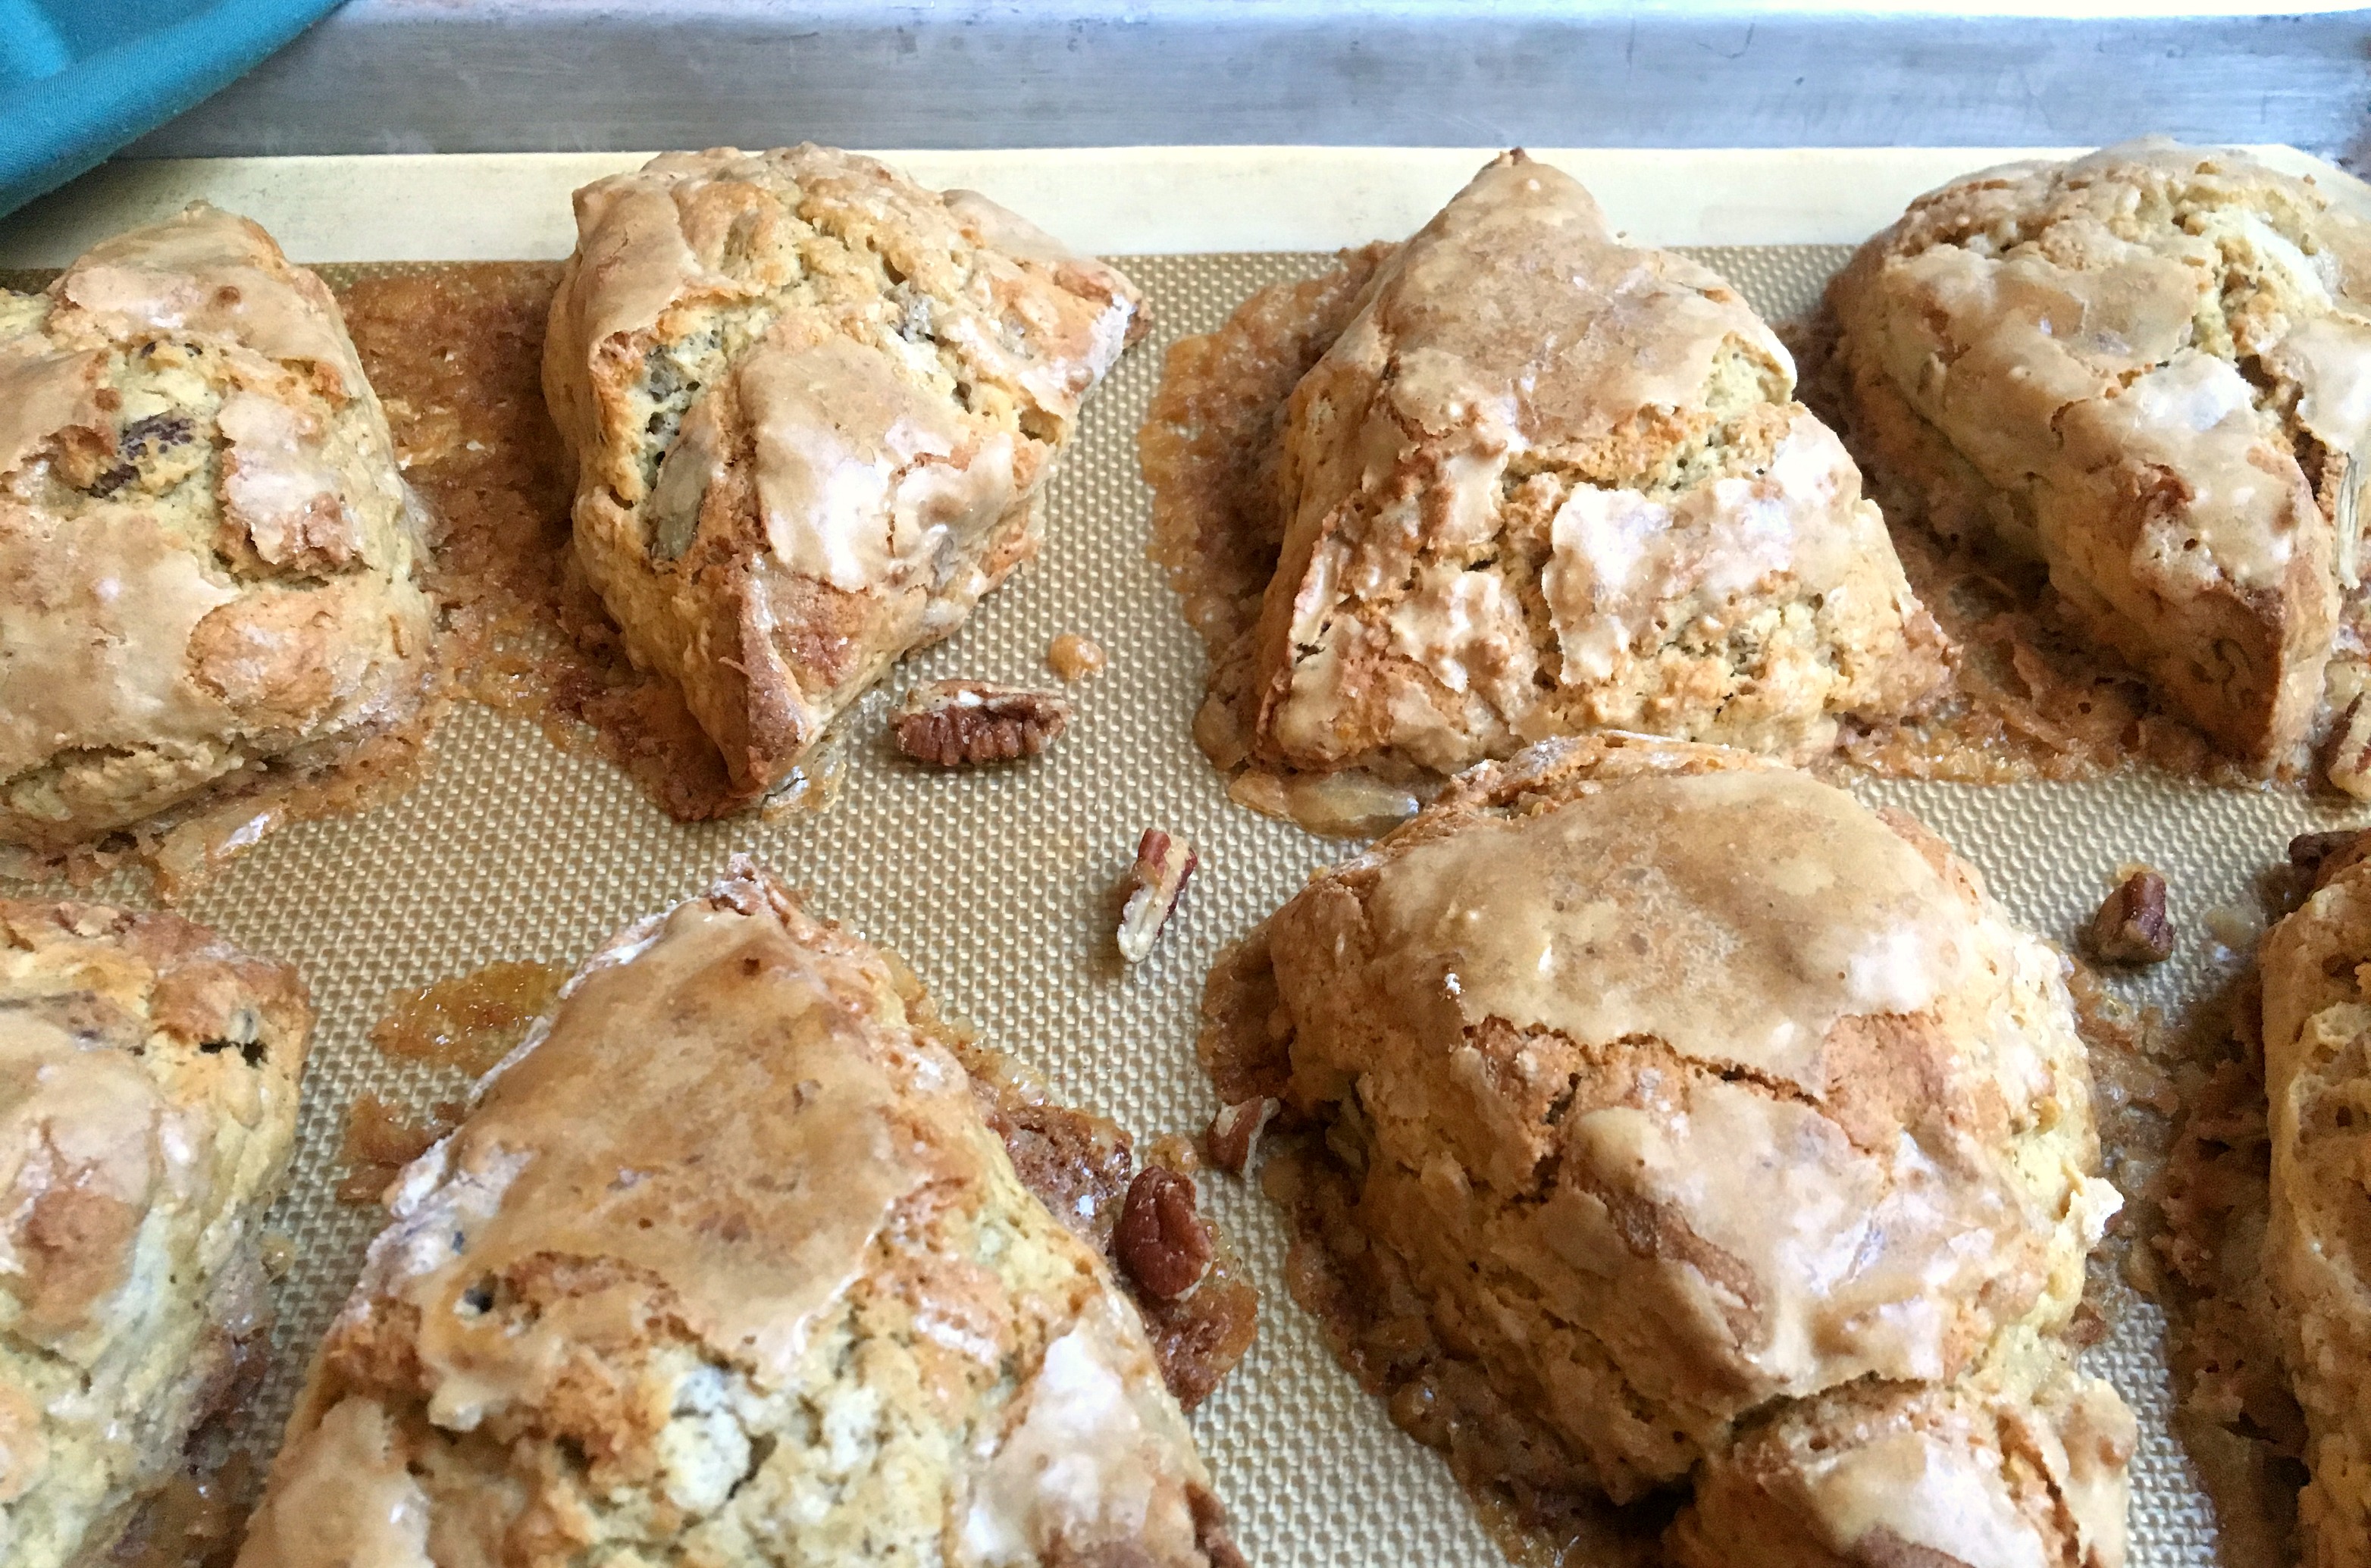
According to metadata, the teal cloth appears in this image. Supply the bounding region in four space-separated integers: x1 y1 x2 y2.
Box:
0 0 342 217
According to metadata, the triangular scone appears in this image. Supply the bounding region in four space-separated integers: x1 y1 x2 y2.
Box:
1831 140 2371 770
1245 152 1944 777
1199 733 2126 1546
0 900 309 1568
0 205 437 864
543 147 1145 812
237 860 1240 1568
2259 845 2371 1566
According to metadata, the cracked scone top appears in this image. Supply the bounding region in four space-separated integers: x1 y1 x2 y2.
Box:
1243 152 1945 778
0 204 437 861
238 859 1239 1568
2257 850 2371 1567
543 146 1145 812
0 898 309 1568
1829 139 2371 770
1203 733 2125 1549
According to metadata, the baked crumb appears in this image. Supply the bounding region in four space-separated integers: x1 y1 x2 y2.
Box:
1048 633 1109 681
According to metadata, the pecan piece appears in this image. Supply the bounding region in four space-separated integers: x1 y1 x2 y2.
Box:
1203 1097 1279 1177
1117 829 1197 962
891 680 1071 767
2088 867 2173 965
2327 695 2371 800
1115 1166 1214 1300
2292 828 2371 894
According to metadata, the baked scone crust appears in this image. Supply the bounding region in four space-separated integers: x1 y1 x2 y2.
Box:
1671 1327 2134 1568
0 897 309 1568
1202 732 2122 1530
1829 139 2371 768
1242 152 1945 778
2259 853 2371 1566
543 147 1145 812
0 204 438 859
240 859 1237 1568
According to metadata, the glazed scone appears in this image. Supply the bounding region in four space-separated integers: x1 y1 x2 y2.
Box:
543 146 1145 812
1241 152 1945 778
1671 1328 2134 1568
2257 847 2371 1566
1201 732 2122 1512
239 859 1239 1568
0 897 309 1568
1829 139 2371 770
0 203 438 862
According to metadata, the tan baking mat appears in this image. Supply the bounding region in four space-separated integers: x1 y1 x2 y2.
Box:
10 245 2363 1566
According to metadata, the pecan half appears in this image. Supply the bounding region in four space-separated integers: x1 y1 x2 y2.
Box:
1115 1166 1214 1300
891 680 1071 767
1203 1097 1279 1177
1117 829 1198 962
2088 867 2173 965
2293 828 2371 894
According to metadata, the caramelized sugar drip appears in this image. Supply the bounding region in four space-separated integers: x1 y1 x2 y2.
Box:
939 1025 1257 1412
1138 245 1431 837
369 959 566 1078
334 266 751 821
2145 967 2310 1566
111 1451 255 1568
335 1091 460 1205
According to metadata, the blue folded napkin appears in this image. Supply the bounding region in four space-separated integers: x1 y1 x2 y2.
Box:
1 0 343 218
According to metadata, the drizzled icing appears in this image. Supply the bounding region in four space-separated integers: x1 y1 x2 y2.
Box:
370 891 973 1424
1540 412 1864 685
57 206 362 392
1364 767 1970 1086
738 336 1016 593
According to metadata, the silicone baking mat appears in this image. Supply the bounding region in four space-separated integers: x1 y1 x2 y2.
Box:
10 184 2369 1563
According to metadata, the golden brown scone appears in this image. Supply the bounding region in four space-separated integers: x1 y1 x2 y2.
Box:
2258 850 2371 1566
0 898 309 1568
543 147 1145 812
1829 139 2371 771
1671 1327 2133 1568
1241 152 1944 778
0 203 438 862
239 858 1239 1568
1202 732 2122 1514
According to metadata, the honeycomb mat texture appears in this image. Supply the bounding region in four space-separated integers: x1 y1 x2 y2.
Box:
11 244 2366 1566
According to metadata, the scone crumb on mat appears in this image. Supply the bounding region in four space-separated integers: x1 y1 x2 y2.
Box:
891 679 1073 766
1118 828 1198 962
1048 632 1110 681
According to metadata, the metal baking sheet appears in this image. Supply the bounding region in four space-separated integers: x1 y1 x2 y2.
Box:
5 148 2369 1566
111 2 2371 174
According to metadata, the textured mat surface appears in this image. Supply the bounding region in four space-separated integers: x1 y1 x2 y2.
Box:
12 243 2362 1566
